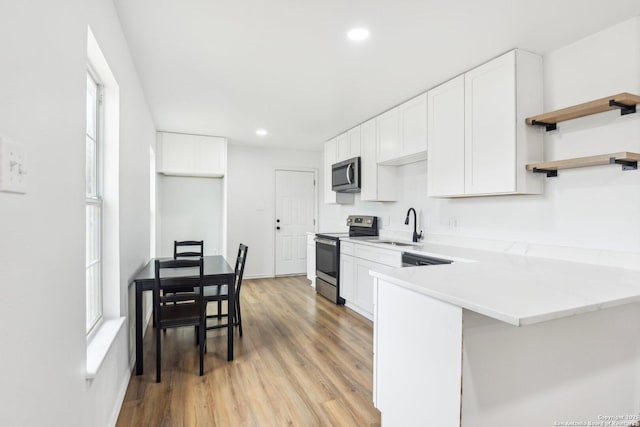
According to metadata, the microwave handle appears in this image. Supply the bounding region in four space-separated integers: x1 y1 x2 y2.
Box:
346 163 352 184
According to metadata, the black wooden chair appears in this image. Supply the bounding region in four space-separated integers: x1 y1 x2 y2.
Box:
163 240 204 301
174 240 204 259
153 258 206 383
202 244 248 337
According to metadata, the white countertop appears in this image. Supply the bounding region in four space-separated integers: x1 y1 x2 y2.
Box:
342 237 640 326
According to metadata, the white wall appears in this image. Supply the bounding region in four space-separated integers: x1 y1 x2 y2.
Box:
226 145 320 278
321 17 640 255
157 175 224 257
87 0 156 425
0 1 155 426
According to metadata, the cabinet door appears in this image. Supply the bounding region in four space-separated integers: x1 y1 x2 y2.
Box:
196 136 226 176
324 139 338 203
360 119 377 201
427 76 465 196
376 107 401 164
306 243 315 282
339 255 355 301
347 126 361 158
375 280 462 425
159 132 196 173
464 51 516 195
399 93 427 158
336 132 349 162
354 259 375 315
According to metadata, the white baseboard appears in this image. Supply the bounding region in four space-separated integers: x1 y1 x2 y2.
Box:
108 366 132 427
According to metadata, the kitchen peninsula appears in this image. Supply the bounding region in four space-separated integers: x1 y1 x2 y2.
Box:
370 241 640 426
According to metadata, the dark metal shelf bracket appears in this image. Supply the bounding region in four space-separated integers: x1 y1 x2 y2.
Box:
609 100 637 116
609 157 638 171
531 120 557 132
532 167 558 178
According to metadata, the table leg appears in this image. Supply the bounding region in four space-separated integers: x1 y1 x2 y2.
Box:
227 275 234 361
135 282 144 375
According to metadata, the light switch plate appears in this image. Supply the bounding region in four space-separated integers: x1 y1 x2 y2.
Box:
0 137 27 194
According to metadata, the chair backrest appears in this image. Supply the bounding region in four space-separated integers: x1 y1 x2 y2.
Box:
234 244 248 295
174 240 204 259
153 258 204 310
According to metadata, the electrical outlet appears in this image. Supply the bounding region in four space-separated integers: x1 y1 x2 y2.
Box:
0 137 27 194
448 217 458 230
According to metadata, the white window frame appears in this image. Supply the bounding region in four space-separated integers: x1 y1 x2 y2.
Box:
86 66 104 334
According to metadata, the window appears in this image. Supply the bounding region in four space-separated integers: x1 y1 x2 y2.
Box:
86 70 103 333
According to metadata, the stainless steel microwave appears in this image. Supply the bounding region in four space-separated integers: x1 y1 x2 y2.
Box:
332 157 361 193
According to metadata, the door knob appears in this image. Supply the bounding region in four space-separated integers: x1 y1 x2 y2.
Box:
276 219 280 223
276 226 281 230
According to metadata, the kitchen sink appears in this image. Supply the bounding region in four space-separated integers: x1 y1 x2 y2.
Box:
369 240 416 247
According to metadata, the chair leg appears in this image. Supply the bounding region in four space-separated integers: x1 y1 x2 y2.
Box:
236 299 243 337
199 318 205 376
217 300 222 319
156 320 161 383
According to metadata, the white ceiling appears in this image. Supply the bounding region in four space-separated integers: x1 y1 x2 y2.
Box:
113 0 640 150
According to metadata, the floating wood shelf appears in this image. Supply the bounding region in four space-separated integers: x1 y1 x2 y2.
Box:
526 93 640 131
526 152 640 177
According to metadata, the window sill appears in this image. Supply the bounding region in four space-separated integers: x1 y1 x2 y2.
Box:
86 317 125 380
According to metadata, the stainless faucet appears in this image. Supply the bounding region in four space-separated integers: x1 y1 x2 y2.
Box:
405 208 423 243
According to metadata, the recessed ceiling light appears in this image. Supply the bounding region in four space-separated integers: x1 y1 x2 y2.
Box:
347 28 370 41
256 129 268 136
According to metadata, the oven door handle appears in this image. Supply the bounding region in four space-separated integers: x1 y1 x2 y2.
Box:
315 238 337 246
346 163 352 184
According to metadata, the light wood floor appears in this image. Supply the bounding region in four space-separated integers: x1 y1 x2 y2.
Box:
117 276 381 426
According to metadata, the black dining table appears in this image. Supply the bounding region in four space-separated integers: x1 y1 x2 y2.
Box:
133 255 236 375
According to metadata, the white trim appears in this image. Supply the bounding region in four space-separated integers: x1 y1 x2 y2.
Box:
273 167 319 277
107 358 133 427
85 317 125 379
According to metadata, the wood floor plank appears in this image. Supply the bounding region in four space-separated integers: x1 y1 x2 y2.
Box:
117 276 381 426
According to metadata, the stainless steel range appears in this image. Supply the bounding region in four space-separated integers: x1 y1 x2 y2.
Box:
315 215 379 304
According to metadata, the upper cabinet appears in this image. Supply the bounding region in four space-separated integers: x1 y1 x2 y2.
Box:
324 138 338 204
376 106 401 163
378 94 428 166
361 118 397 201
337 127 361 162
427 50 544 197
157 132 227 177
427 75 465 197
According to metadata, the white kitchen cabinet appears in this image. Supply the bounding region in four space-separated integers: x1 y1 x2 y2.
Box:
323 139 337 203
377 94 427 166
374 278 463 425
339 242 401 320
336 132 349 162
157 132 227 177
427 75 465 197
337 127 361 162
398 93 428 162
339 254 355 302
427 49 543 197
354 258 377 315
376 106 401 164
323 139 353 204
306 233 316 287
360 118 397 201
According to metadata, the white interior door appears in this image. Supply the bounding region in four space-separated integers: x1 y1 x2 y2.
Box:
275 170 315 276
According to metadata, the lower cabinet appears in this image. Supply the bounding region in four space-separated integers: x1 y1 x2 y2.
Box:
373 278 462 425
306 234 316 286
340 255 355 301
339 242 401 320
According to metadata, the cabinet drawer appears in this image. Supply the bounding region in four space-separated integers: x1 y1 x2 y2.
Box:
341 241 355 255
354 245 401 267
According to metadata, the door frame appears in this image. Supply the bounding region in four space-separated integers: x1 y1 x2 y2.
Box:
273 167 318 277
